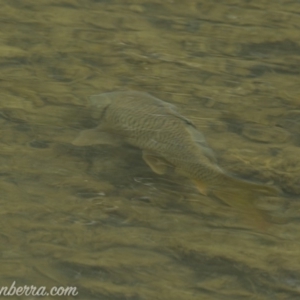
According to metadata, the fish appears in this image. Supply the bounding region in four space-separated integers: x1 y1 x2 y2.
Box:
73 91 280 229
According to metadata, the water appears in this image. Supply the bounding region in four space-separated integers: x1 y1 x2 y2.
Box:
0 0 300 299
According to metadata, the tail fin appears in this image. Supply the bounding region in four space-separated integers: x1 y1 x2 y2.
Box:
209 175 280 230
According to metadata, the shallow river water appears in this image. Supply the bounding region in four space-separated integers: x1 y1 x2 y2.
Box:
0 0 300 299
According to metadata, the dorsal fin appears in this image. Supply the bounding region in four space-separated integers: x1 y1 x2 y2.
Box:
185 123 217 163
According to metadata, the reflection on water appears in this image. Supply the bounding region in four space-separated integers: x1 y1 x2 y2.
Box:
0 0 300 299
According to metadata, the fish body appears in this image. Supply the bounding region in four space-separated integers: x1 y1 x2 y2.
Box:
73 91 280 228
75 91 221 184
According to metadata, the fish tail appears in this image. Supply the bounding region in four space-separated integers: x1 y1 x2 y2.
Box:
208 175 279 230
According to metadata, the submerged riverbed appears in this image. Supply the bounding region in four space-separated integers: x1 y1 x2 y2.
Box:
0 0 300 299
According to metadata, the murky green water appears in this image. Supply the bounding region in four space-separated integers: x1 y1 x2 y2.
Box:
1 0 300 299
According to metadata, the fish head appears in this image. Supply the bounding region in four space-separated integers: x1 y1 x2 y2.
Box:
89 93 113 119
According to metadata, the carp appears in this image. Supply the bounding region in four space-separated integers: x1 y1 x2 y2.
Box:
73 91 280 229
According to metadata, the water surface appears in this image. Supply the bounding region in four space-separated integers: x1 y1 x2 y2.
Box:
1 0 300 299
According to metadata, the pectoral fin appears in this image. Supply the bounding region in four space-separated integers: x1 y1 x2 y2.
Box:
142 152 168 175
193 180 208 195
72 129 121 146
